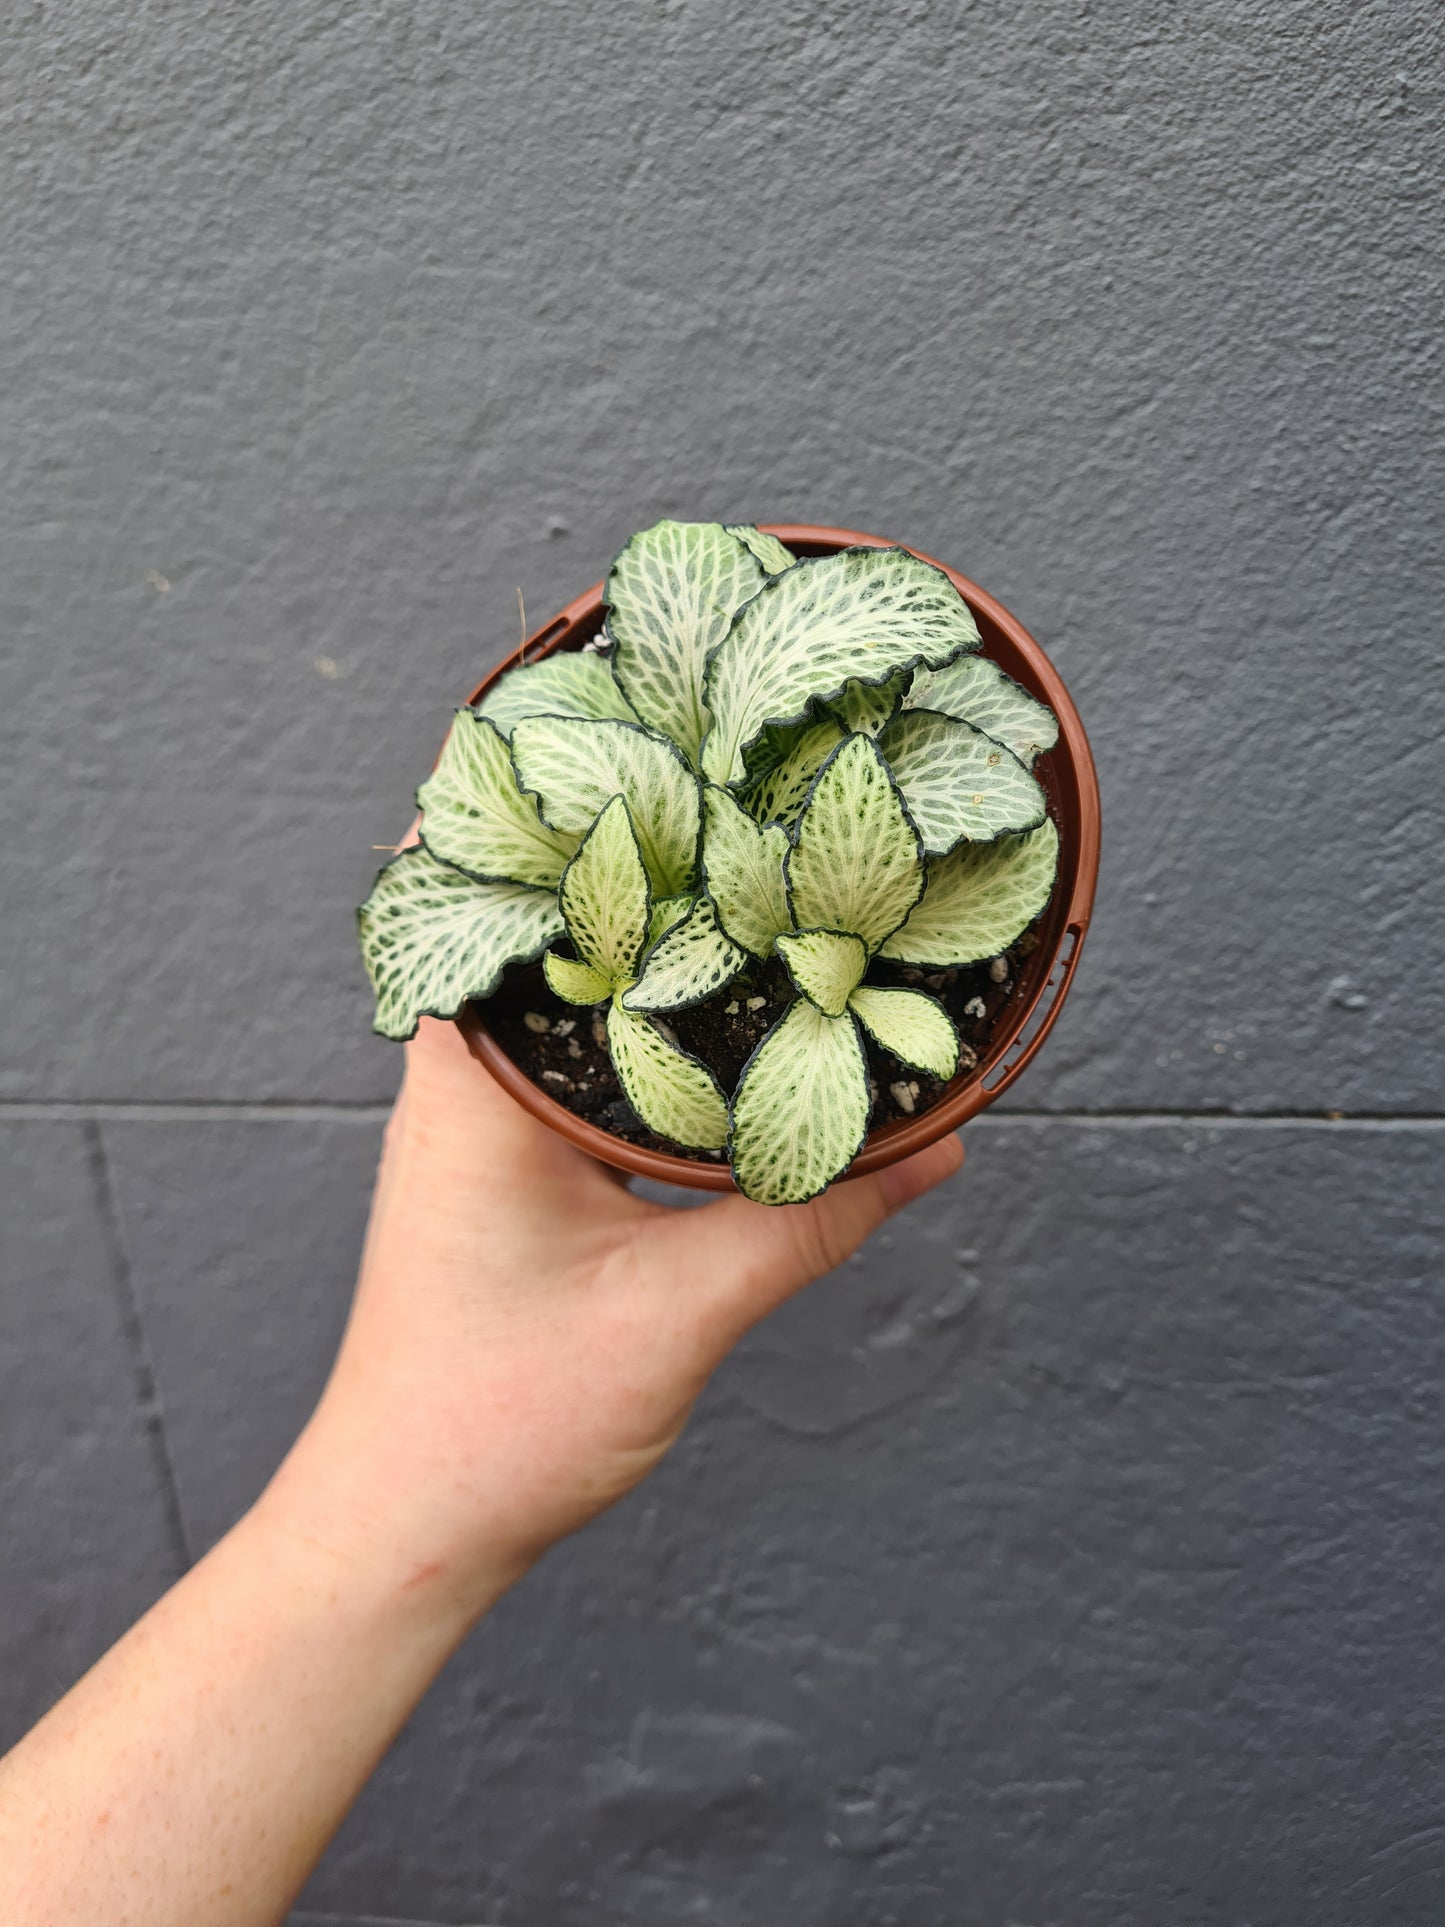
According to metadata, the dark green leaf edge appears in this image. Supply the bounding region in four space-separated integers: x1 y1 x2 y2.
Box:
775 926 869 1013
781 731 927 952
697 783 791 959
849 983 962 1079
415 709 570 888
606 998 733 1151
882 707 1048 852
622 901 749 1015
555 795 654 991
725 1001 874 1206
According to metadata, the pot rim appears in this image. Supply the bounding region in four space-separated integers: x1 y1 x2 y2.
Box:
458 523 1101 1192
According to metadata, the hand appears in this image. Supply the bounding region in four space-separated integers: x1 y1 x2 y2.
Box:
285 1015 963 1612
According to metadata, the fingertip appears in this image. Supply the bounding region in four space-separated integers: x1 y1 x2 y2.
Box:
875 1131 964 1214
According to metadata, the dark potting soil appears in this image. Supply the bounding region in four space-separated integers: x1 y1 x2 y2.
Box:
480 925 1040 1164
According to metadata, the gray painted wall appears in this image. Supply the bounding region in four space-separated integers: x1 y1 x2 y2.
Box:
2 3 1441 1922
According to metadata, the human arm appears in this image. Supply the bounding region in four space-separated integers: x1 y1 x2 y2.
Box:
0 1014 961 1924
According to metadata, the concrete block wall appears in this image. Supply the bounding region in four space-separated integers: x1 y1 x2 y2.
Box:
2 3 1441 1920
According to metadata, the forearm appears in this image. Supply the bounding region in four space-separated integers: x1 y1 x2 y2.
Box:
0 1405 522 1927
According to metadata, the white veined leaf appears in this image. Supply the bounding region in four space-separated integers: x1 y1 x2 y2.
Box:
417 711 578 888
648 893 693 946
741 718 845 825
905 654 1059 767
544 952 613 1006
701 547 982 786
879 817 1060 966
475 651 640 739
848 985 959 1079
557 795 651 990
701 785 792 958
728 1000 871 1205
622 896 746 1012
605 519 765 766
606 997 729 1150
358 847 564 1042
786 735 924 952
725 524 797 575
775 929 867 1017
880 710 1047 853
511 715 702 900
827 667 909 737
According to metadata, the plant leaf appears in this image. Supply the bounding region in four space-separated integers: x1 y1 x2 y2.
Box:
511 716 702 899
606 997 729 1149
622 896 746 1012
359 847 563 1042
880 710 1047 853
544 952 613 1005
848 985 959 1078
648 894 693 946
557 795 651 989
725 524 797 575
786 734 924 952
827 667 909 736
741 718 845 825
475 652 639 738
700 785 792 958
879 817 1060 966
417 711 578 888
605 519 765 766
702 547 982 785
775 929 867 1017
728 1000 871 1205
905 654 1059 766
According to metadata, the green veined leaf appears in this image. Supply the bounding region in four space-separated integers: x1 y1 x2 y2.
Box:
700 786 792 958
729 1000 871 1205
827 667 910 736
557 795 651 989
622 896 746 1012
775 929 867 1017
417 711 578 888
511 716 702 900
880 710 1047 853
879 817 1059 966
905 654 1059 767
725 524 797 575
701 547 982 786
786 735 924 952
475 651 639 739
606 997 729 1150
544 952 613 1006
648 893 693 946
848 985 959 1079
741 718 846 825
605 519 765 766
359 847 563 1042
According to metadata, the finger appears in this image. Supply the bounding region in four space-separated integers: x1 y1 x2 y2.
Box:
637 1132 965 1352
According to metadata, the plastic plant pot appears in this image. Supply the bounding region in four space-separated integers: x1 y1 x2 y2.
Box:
457 524 1101 1192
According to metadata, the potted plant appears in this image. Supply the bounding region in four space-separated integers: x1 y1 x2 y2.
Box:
359 521 1099 1204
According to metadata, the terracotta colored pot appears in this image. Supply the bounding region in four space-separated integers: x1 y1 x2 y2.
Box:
458 524 1101 1192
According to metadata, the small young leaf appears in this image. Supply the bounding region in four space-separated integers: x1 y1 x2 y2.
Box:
729 1000 871 1205
557 795 651 989
702 547 982 786
879 817 1060 966
827 667 909 737
622 896 746 1012
359 847 563 1042
418 711 577 888
475 652 639 739
607 998 730 1150
725 524 797 575
741 718 846 825
880 710 1047 853
786 735 924 952
648 894 693 946
544 952 613 1006
606 520 765 766
905 655 1059 767
511 716 702 899
701 786 792 958
848 985 960 1079
776 929 867 1017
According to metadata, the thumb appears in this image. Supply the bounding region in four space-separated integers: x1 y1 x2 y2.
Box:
641 1132 965 1352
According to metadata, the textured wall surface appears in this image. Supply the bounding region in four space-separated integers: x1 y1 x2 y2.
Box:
2 2 1442 1923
